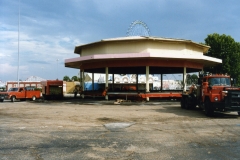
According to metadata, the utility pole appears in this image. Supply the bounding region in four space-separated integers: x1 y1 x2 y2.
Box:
17 0 20 87
57 59 59 79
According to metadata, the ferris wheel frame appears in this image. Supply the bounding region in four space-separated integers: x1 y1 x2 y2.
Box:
126 20 150 37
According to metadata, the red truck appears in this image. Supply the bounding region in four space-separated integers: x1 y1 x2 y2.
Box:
181 72 240 116
0 86 41 102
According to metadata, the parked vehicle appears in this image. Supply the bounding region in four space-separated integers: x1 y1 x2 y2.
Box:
181 72 240 116
0 86 41 102
41 80 63 100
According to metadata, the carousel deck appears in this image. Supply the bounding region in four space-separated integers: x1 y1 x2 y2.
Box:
83 90 182 100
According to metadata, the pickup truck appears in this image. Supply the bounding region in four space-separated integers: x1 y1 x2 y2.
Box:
0 87 41 102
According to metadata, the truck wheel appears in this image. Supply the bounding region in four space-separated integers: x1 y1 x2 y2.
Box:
184 96 191 110
204 99 214 117
32 96 36 101
11 96 16 102
0 99 3 102
190 104 196 110
42 94 47 100
238 112 240 116
190 94 197 110
180 97 185 109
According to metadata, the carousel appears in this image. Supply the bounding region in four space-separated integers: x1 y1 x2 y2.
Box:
65 36 221 101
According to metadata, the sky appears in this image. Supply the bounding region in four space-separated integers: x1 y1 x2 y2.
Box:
1 0 240 82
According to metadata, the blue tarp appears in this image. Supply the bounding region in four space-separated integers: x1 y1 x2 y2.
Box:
84 82 104 91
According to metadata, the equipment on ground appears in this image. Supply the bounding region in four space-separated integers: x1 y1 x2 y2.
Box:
41 80 63 100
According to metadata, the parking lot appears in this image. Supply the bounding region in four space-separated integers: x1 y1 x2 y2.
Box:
0 99 240 160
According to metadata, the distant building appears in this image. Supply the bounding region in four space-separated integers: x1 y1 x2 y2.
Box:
6 76 46 90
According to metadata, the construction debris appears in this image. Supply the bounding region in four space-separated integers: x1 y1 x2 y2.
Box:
114 99 131 104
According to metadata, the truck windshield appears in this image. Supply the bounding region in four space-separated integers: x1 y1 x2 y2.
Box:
208 77 231 86
8 88 19 92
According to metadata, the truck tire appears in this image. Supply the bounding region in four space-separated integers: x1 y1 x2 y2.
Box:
190 97 197 110
184 96 191 110
184 97 189 109
32 96 36 101
204 98 214 117
11 96 16 102
0 99 3 102
180 97 185 109
238 112 240 116
42 94 47 100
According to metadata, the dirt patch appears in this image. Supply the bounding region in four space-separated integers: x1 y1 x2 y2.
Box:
97 117 121 123
1 99 240 159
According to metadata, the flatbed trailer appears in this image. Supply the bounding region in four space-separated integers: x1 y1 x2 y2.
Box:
139 92 182 99
108 91 182 100
82 89 182 100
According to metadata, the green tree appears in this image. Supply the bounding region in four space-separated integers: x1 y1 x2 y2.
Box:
191 74 198 84
71 76 79 81
204 33 240 85
186 74 198 85
63 76 71 81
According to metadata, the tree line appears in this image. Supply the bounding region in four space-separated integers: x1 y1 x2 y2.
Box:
63 75 80 82
203 33 240 86
188 33 240 86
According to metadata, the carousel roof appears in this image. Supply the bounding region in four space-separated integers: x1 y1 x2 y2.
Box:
65 36 222 74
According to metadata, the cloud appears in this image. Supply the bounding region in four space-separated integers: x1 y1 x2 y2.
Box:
0 63 29 81
0 63 17 74
0 52 11 58
28 60 50 64
0 22 82 81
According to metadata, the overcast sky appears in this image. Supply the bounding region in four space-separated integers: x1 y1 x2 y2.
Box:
1 0 240 82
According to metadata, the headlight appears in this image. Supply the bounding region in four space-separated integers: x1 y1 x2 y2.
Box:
214 97 218 101
222 91 228 97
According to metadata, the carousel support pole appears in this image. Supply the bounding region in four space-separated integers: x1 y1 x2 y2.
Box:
81 70 85 98
105 67 109 100
92 73 94 91
146 66 150 101
183 67 187 92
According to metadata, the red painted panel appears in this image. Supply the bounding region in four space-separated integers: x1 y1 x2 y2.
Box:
139 92 182 98
81 58 203 70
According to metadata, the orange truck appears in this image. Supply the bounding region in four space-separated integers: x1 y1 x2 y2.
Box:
41 80 63 100
0 86 41 102
181 72 240 116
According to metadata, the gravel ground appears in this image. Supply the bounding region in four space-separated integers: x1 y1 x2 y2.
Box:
0 98 240 160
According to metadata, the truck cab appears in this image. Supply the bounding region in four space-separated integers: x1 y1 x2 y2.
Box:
201 75 231 103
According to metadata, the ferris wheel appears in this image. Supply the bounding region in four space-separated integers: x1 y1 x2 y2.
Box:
126 20 150 37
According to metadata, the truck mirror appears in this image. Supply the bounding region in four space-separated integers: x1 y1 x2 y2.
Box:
231 78 236 86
